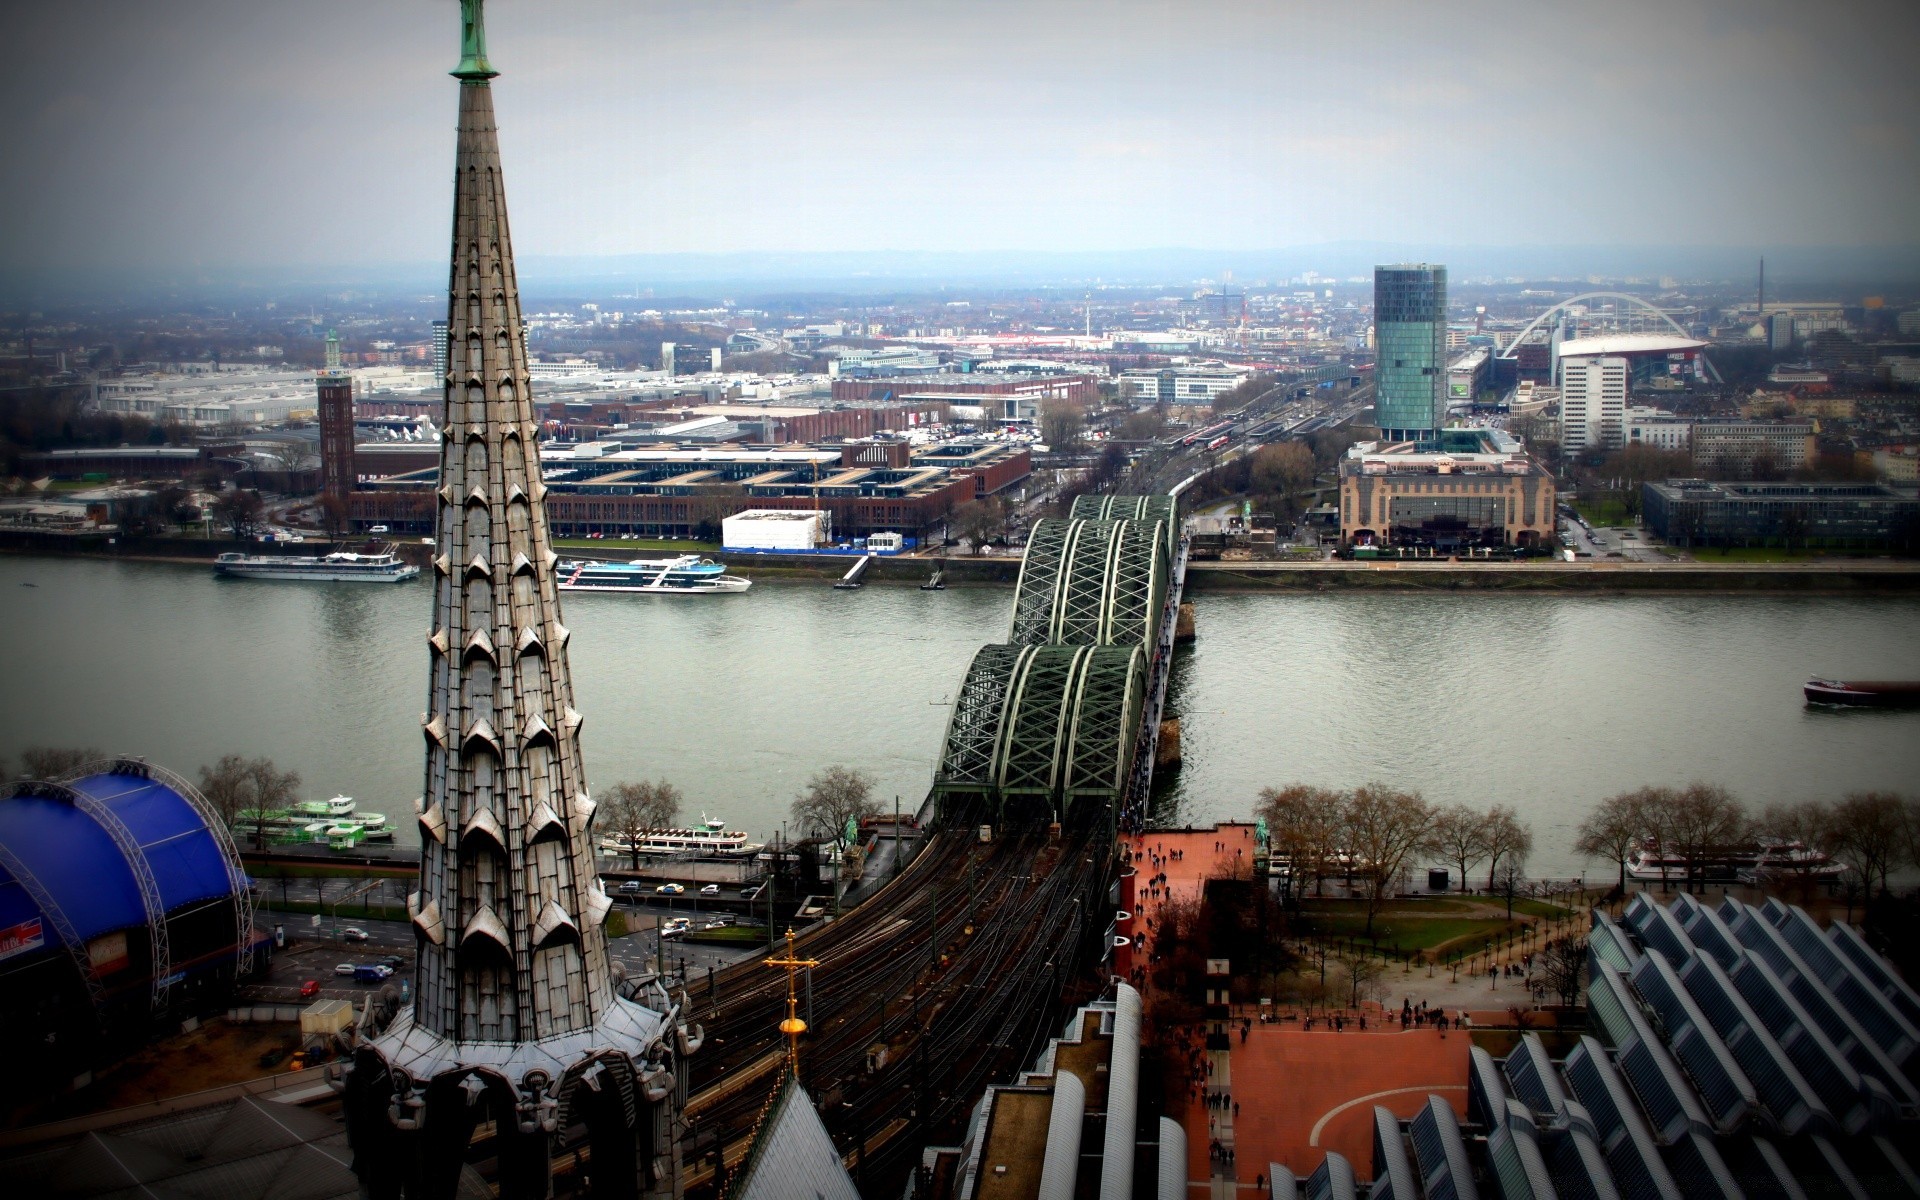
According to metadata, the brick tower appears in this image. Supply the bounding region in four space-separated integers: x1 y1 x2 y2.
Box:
338 5 695 1197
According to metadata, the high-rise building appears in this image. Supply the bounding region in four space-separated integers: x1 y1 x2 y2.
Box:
1560 356 1628 453
431 318 450 381
660 340 676 376
1767 310 1794 352
316 330 354 503
342 6 688 1195
1373 264 1447 440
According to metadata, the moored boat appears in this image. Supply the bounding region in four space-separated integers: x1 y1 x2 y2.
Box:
597 815 761 857
214 547 419 583
1626 836 1843 883
558 555 750 594
1804 679 1920 708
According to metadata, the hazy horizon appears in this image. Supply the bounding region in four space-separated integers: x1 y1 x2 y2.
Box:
3 0 1917 295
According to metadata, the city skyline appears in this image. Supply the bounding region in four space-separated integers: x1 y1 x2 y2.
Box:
1 0 1916 287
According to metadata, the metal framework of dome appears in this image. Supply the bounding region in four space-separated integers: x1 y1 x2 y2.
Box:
337 6 693 1197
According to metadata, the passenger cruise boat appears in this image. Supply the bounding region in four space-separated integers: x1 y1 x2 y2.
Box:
559 555 750 594
1626 837 1843 882
597 817 761 857
214 547 419 583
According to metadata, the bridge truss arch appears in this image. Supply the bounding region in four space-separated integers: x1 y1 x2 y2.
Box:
934 643 1146 821
1010 518 1169 649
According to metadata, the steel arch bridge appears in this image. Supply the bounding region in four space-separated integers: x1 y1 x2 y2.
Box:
932 643 1146 821
1010 517 1170 649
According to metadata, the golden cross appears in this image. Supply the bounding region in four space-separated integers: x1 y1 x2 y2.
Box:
765 927 818 1071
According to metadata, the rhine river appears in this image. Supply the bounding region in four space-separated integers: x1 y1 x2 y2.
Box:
2 556 1917 879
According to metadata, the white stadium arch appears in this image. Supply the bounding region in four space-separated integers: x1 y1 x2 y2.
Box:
1497 291 1719 382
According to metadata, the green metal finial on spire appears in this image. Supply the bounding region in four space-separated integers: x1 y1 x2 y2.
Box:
453 0 498 80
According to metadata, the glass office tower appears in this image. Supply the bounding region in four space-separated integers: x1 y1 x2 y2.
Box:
1374 264 1447 440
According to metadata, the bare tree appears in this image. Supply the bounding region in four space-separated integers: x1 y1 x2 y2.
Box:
317 492 350 540
1666 783 1749 893
1340 945 1390 1009
1759 798 1835 902
792 765 880 853
242 757 301 849
1431 804 1491 895
212 488 265 538
1341 784 1436 938
1829 791 1906 899
952 499 1000 555
1256 784 1345 899
1481 806 1534 893
198 755 254 832
1493 852 1528 919
1537 933 1587 1008
599 779 686 870
19 746 103 780
1039 399 1085 449
1574 788 1657 898
1639 785 1684 892
273 441 318 472
1248 441 1318 522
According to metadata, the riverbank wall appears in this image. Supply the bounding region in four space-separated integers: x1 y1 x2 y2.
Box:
1186 560 1920 593
7 530 1916 592
0 528 1027 585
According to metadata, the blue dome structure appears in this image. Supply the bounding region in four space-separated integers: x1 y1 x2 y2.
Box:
0 759 258 1076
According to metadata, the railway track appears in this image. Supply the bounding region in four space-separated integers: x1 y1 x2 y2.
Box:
676 818 1114 1197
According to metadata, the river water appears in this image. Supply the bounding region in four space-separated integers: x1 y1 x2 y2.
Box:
2 556 1916 878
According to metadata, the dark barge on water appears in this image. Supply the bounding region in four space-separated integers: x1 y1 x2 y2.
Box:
1804 679 1920 708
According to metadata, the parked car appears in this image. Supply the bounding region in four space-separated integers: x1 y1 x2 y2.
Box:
341 927 369 942
299 979 321 999
380 954 406 969
699 883 721 896
353 964 392 984
655 883 685 895
661 918 691 939
617 880 643 893
334 963 357 976
369 524 389 534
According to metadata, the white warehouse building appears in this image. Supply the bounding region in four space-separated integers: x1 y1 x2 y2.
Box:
722 508 831 551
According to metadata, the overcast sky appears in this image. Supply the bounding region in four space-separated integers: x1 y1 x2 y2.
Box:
1 0 1916 282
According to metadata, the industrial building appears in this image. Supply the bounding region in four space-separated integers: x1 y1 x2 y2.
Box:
830 370 1100 421
0 759 262 1085
90 369 322 429
1337 429 1557 552
348 438 1029 540
1373 265 1448 440
1642 479 1919 550
1117 365 1253 408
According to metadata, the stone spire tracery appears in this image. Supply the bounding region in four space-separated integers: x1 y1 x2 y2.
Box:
340 6 694 1196
412 39 611 1047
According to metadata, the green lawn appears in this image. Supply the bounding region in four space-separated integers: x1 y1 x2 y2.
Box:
1509 898 1577 920
552 537 721 552
1571 497 1632 526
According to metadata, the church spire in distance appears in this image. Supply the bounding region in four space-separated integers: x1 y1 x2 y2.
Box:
339 5 695 1195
